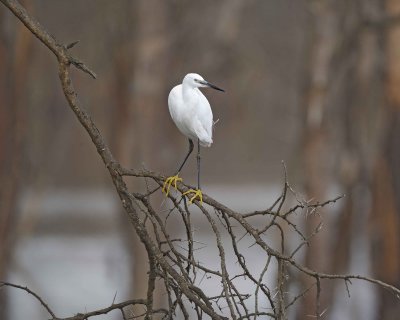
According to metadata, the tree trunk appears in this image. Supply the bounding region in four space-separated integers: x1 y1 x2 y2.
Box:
0 1 32 317
108 0 171 312
369 1 400 317
298 1 338 317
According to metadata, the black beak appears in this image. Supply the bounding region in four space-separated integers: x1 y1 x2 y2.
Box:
200 80 225 92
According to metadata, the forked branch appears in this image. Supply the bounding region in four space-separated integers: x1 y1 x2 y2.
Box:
1 1 399 319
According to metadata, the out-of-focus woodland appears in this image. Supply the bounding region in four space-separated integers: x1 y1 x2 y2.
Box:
1 0 400 319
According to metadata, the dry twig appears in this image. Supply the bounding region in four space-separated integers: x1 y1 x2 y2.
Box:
1 0 400 319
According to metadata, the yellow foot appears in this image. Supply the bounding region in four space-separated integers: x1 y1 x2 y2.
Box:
182 189 203 204
162 175 183 197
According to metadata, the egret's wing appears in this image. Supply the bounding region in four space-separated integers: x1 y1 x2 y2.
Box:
196 93 214 139
168 85 183 124
193 118 213 147
190 92 213 147
168 85 198 141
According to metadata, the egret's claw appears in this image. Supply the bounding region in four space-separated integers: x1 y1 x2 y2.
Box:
162 175 183 197
182 189 203 204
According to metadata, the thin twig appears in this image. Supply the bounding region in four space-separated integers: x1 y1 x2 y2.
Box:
2 1 399 320
0 282 57 318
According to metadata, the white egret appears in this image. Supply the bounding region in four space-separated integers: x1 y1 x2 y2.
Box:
162 73 224 203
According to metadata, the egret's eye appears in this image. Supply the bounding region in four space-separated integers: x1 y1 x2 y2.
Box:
194 79 200 83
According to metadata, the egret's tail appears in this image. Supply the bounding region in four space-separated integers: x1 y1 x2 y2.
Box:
199 138 213 147
193 118 213 147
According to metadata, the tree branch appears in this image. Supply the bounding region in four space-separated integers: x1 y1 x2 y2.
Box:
0 0 96 78
1 1 399 319
0 282 57 318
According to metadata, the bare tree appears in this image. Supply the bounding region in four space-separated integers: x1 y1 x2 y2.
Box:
1 1 399 319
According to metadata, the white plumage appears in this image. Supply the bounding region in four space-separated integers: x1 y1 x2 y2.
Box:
163 73 224 203
168 73 223 147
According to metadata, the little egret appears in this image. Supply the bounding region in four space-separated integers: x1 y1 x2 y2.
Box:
162 73 224 203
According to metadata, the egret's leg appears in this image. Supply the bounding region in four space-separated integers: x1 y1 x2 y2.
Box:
197 139 201 189
183 139 203 204
177 139 194 174
163 139 194 196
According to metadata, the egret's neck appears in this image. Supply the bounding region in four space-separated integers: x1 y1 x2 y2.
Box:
182 83 200 103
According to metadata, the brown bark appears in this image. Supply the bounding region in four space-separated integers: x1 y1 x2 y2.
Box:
132 0 170 170
298 1 338 317
2 0 400 318
0 0 32 317
108 0 171 310
130 1 171 310
370 3 400 315
371 154 400 318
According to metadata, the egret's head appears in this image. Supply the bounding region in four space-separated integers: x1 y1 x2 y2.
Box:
183 73 224 92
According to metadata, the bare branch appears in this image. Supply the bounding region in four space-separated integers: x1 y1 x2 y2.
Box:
0 0 96 78
0 282 57 318
1 1 399 319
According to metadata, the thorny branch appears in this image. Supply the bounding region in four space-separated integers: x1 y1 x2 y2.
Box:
1 0 399 319
0 282 56 318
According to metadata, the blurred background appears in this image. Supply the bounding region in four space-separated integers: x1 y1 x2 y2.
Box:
1 0 400 319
